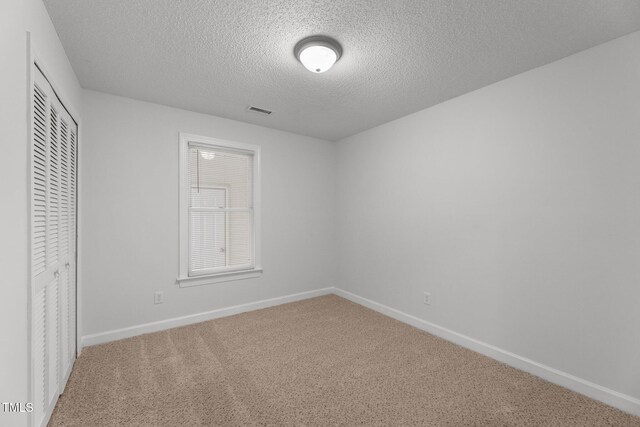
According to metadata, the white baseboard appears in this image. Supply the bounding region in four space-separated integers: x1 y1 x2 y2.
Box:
333 287 640 417
80 285 640 417
81 287 334 348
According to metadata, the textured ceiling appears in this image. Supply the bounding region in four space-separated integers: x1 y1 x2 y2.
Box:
44 0 640 141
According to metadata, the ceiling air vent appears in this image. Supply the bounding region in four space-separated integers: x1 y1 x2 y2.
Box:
247 105 273 115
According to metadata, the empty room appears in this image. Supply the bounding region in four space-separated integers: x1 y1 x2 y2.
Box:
2 0 640 426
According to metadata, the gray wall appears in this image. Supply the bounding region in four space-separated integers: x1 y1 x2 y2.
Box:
80 90 336 336
336 31 640 400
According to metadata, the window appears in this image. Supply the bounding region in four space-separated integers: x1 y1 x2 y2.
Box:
178 133 261 286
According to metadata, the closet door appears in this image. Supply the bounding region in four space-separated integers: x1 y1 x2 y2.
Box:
30 66 77 427
58 101 77 385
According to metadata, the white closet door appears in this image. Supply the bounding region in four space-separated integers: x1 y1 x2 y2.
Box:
68 126 77 365
46 94 61 414
31 66 77 427
58 105 77 384
31 68 52 427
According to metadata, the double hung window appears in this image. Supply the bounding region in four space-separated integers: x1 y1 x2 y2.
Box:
178 134 261 286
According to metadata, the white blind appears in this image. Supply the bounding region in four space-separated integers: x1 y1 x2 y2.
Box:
188 146 254 275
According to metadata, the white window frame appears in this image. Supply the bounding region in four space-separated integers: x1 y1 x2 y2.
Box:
177 133 262 287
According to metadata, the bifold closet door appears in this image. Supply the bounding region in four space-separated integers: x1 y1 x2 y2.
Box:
31 66 77 427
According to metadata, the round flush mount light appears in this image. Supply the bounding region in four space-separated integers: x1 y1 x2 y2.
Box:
294 35 342 74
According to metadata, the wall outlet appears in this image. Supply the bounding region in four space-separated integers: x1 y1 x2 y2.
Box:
154 291 164 304
423 292 432 306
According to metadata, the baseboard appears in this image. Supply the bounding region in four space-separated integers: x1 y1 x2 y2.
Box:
80 285 639 417
333 287 640 417
81 287 334 348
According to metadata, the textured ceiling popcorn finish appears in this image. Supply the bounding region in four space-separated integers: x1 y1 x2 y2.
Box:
43 0 640 141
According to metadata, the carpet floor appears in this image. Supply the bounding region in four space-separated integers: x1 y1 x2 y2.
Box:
50 295 639 426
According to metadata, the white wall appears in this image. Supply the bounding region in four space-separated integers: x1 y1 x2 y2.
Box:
336 31 640 401
0 1 82 426
80 90 336 337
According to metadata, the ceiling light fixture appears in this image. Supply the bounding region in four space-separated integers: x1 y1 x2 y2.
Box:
294 35 342 74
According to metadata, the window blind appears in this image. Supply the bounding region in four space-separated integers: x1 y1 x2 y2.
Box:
188 146 254 276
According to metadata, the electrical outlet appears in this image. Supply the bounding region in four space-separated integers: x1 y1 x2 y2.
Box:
423 292 432 306
154 291 164 304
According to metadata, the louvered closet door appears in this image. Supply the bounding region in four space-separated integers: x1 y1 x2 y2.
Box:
31 67 77 427
57 99 77 386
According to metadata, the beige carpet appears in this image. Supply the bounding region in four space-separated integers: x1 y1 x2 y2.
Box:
50 295 639 426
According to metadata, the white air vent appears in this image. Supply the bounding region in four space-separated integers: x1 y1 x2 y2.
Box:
247 106 273 115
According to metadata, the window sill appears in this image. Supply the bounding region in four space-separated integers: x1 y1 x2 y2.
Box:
177 268 263 288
